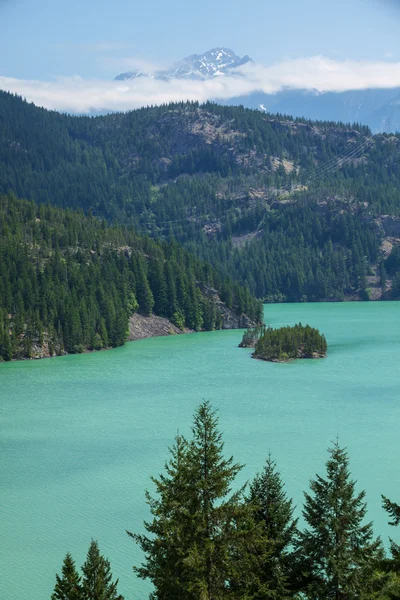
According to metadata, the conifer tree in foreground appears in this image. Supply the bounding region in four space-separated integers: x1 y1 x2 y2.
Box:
51 542 123 600
383 497 400 528
52 553 82 600
128 434 193 599
295 441 383 599
81 540 123 600
382 494 400 597
186 401 247 599
129 401 256 600
246 454 297 599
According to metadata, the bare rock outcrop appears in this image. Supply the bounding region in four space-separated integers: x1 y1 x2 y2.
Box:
128 313 188 341
199 284 257 329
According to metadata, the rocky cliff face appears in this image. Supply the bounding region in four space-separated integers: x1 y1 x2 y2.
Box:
199 284 257 329
376 215 400 238
11 330 64 360
128 313 188 341
127 285 258 345
8 288 256 361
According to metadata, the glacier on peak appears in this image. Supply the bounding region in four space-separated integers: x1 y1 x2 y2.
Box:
114 47 252 81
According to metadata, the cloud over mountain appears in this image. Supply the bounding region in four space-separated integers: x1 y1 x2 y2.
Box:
2 55 400 114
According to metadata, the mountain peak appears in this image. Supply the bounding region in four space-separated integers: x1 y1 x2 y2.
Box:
114 48 252 81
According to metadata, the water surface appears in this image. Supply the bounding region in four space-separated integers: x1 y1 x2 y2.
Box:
1 302 399 599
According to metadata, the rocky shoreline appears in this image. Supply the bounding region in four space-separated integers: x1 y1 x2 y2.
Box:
239 323 327 363
7 301 258 361
127 313 192 341
252 349 327 363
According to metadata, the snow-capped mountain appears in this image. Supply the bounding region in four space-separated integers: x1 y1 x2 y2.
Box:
114 47 252 81
114 47 400 132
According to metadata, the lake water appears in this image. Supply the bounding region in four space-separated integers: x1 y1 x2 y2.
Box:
1 302 400 600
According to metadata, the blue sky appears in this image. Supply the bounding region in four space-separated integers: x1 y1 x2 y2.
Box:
1 0 399 79
1 0 400 112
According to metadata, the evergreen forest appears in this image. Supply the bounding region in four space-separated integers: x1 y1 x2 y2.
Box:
52 402 400 600
1 92 400 303
250 323 328 361
0 194 262 361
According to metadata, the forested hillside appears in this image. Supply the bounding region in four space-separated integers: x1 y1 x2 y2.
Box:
1 91 400 301
0 194 262 361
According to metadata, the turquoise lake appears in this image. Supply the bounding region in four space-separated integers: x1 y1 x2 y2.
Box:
1 302 400 600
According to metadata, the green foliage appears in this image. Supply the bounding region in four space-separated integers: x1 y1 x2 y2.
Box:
385 247 400 277
171 309 185 330
294 441 384 599
52 553 82 600
129 401 256 600
81 540 123 600
239 325 264 348
253 323 327 361
185 401 247 598
0 194 261 360
1 92 398 303
245 455 298 599
128 434 193 600
50 406 400 600
382 493 400 594
52 543 123 600
383 496 400 527
391 273 400 299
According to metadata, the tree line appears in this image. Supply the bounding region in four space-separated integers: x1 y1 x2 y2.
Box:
250 323 327 361
2 92 400 303
0 194 262 361
53 401 400 599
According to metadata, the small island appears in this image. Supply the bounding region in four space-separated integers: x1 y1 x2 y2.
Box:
239 323 327 362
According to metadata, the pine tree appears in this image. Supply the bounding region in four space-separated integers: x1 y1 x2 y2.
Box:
246 454 297 598
111 307 128 347
148 259 168 317
391 273 400 299
382 494 400 594
383 497 400 527
81 540 123 600
380 261 387 291
128 434 194 600
183 401 246 599
129 402 252 600
134 256 154 317
295 441 383 599
185 279 203 331
52 553 82 600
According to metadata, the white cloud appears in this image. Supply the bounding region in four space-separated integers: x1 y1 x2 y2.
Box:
2 56 400 114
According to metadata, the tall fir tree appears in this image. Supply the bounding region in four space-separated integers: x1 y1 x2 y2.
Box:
383 497 400 528
382 494 400 597
245 454 297 599
295 441 383 600
185 401 245 599
81 540 124 600
148 259 168 317
52 553 82 600
134 255 155 317
128 434 194 600
129 401 255 600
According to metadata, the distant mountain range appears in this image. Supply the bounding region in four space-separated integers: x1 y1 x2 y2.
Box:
115 47 252 81
115 48 400 132
227 87 400 133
